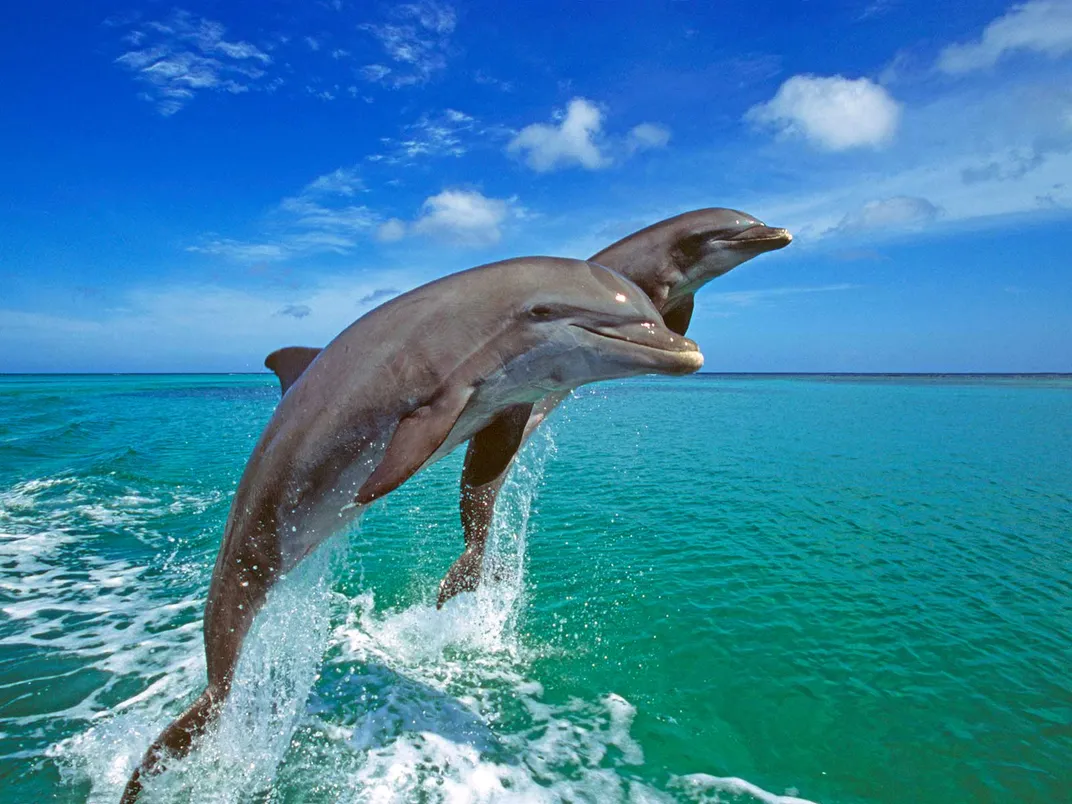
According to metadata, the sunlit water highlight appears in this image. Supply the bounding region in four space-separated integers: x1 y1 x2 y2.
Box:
1 374 1070 803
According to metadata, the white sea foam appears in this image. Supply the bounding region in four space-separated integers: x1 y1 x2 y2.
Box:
2 474 216 787
669 774 820 804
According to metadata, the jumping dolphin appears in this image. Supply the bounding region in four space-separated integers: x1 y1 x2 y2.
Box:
121 257 703 802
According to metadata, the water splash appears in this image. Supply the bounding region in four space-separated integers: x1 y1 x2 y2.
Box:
473 423 558 628
56 535 346 803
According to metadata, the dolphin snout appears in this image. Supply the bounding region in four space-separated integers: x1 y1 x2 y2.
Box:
578 320 697 352
728 225 793 250
573 320 704 375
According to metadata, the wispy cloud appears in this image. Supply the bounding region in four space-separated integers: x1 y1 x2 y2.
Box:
626 123 672 154
742 57 1072 242
369 109 487 163
358 288 400 305
857 0 899 21
746 75 902 150
376 219 408 243
113 10 271 115
709 284 860 308
508 98 670 172
189 166 377 262
277 304 312 319
937 0 1072 74
473 70 514 92
304 167 363 196
828 196 941 235
359 0 456 88
0 275 423 372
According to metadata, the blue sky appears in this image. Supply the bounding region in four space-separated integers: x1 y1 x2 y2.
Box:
1 0 1070 372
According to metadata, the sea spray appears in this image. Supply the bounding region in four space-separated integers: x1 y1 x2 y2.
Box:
57 533 347 803
473 422 558 631
180 533 348 801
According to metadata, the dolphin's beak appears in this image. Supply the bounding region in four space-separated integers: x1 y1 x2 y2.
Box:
727 224 793 252
574 320 704 375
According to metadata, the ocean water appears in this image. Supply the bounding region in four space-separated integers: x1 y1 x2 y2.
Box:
1 373 1070 804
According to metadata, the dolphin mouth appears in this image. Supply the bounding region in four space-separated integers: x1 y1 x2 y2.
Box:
572 322 704 374
726 225 793 251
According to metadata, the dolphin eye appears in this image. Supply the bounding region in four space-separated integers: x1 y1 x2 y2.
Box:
677 233 709 258
528 304 555 319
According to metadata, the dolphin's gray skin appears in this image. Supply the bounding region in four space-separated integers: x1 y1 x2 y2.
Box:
439 209 791 605
120 257 702 803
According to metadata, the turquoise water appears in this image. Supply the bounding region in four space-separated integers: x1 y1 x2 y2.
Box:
1 374 1070 803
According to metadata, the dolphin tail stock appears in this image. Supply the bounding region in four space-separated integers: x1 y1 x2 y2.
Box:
120 686 219 804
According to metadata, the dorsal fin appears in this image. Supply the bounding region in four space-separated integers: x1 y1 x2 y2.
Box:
264 346 322 396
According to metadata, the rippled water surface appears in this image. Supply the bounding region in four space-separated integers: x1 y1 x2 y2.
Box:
1 374 1070 803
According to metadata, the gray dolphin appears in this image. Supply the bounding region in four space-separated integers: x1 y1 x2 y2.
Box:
121 257 702 802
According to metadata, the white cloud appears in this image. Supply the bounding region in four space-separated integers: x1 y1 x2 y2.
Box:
376 218 407 242
508 98 611 171
114 10 271 115
938 0 1072 74
360 1 456 88
508 100 673 170
411 190 517 246
627 123 671 153
746 74 902 150
829 196 941 234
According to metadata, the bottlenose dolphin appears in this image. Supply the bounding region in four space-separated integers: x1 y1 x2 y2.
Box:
253 209 792 608
121 257 702 802
439 209 792 605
